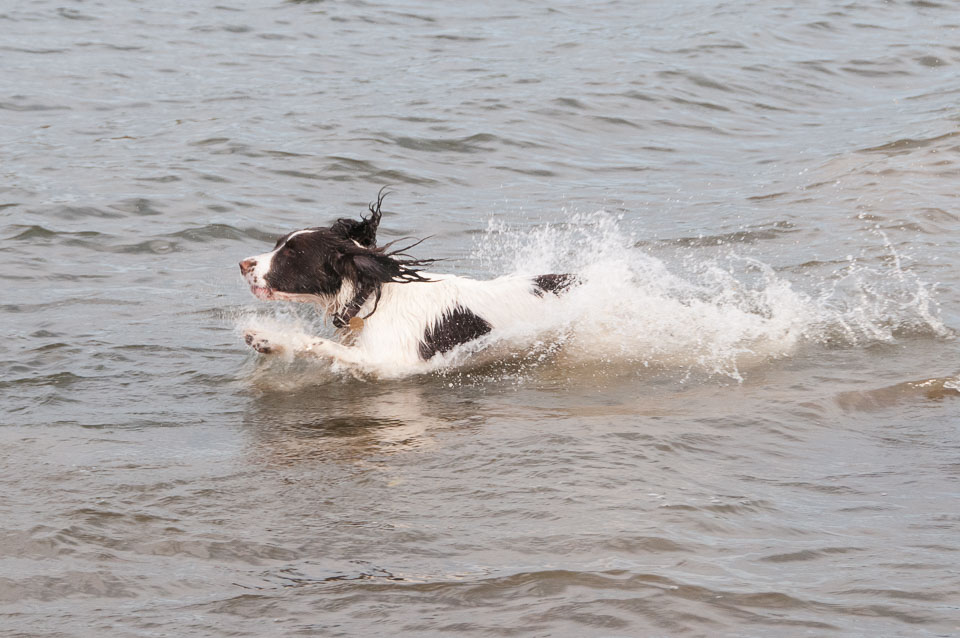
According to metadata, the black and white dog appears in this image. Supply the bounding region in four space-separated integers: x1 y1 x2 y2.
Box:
240 191 574 375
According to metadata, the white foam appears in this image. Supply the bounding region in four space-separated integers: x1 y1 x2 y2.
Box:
469 211 949 381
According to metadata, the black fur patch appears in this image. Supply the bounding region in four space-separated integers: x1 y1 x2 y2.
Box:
533 273 577 297
419 306 492 360
266 229 344 297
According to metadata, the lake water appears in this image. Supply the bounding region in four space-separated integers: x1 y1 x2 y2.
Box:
2 1 960 636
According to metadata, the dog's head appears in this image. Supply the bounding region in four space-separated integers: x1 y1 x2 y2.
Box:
239 191 431 305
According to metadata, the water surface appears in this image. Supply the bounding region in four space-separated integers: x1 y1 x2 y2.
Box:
2 1 960 636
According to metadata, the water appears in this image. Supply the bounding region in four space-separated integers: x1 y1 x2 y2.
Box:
3 0 960 635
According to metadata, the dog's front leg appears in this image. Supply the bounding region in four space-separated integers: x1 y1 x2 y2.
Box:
243 329 365 367
302 337 366 367
244 329 287 355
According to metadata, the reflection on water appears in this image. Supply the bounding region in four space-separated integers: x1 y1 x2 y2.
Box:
242 377 456 463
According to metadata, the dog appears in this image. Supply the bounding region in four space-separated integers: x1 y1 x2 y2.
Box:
240 190 575 375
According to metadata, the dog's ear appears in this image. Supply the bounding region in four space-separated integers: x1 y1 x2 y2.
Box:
349 252 406 284
338 237 434 286
331 187 388 248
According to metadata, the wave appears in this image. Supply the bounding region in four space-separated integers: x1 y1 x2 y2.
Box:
834 375 960 411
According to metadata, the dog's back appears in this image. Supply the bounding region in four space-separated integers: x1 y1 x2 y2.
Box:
347 273 577 367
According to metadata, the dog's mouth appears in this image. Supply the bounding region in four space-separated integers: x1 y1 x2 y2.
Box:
249 285 276 301
247 284 322 304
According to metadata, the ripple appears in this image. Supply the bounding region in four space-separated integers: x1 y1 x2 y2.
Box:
859 131 960 156
43 205 126 220
135 174 181 182
835 375 960 410
591 115 644 128
0 571 134 603
385 132 498 154
639 220 798 248
165 223 276 243
0 371 87 389
0 46 69 54
4 225 101 241
761 546 863 562
321 157 439 185
56 7 96 21
670 97 732 112
0 101 71 111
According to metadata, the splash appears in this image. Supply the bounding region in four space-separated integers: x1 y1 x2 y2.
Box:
235 211 948 382
234 307 343 384
810 227 949 346
469 211 948 381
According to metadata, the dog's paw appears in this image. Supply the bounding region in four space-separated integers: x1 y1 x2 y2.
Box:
244 330 283 355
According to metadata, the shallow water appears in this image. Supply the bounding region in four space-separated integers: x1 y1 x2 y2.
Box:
3 0 960 636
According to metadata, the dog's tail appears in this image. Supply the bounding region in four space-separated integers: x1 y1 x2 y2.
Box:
532 273 579 297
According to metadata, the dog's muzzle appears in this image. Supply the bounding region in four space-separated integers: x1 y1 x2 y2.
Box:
239 257 275 299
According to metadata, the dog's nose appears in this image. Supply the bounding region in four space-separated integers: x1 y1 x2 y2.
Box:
239 258 256 275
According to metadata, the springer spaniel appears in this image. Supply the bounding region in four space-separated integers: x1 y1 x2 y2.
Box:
240 191 574 375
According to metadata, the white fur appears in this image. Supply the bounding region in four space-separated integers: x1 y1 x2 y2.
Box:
244 272 559 377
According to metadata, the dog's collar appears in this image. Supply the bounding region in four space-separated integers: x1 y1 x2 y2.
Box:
332 283 373 331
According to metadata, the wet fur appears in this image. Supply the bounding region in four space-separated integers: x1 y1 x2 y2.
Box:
240 191 574 376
